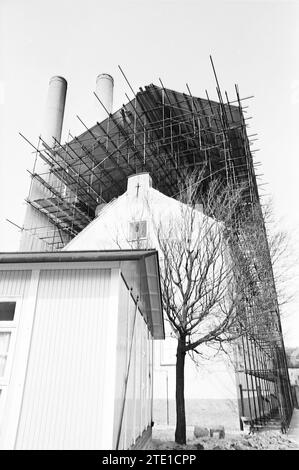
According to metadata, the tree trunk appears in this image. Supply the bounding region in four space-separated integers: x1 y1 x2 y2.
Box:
175 336 186 444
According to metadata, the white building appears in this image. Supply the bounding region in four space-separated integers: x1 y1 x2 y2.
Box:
65 172 240 430
0 249 164 449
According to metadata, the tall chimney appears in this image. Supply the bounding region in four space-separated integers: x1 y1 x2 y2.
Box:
20 75 68 252
42 75 67 147
95 73 114 121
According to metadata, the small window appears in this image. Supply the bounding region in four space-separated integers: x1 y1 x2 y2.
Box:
129 221 147 241
0 302 16 322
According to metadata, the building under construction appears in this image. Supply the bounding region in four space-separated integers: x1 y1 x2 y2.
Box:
19 67 293 430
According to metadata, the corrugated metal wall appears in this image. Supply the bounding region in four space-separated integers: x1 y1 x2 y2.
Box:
0 270 31 297
113 277 153 449
15 268 112 450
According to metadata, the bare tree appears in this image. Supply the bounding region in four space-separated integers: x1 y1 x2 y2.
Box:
107 169 290 443
152 171 256 444
153 170 292 444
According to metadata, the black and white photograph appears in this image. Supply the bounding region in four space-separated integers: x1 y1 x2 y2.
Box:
0 0 298 457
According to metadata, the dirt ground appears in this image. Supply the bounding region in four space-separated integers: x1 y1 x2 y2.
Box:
149 425 299 450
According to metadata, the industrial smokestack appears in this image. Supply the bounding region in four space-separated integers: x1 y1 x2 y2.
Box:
20 75 68 252
95 73 114 121
42 75 67 147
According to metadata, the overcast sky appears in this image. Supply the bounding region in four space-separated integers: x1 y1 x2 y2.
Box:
0 0 298 346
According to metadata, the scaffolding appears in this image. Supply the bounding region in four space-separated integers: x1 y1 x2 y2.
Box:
20 68 293 427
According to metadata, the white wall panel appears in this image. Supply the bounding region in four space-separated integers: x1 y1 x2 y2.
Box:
113 277 153 449
15 268 113 450
0 270 31 297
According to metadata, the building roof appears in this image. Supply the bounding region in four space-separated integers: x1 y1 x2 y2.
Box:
0 249 157 264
